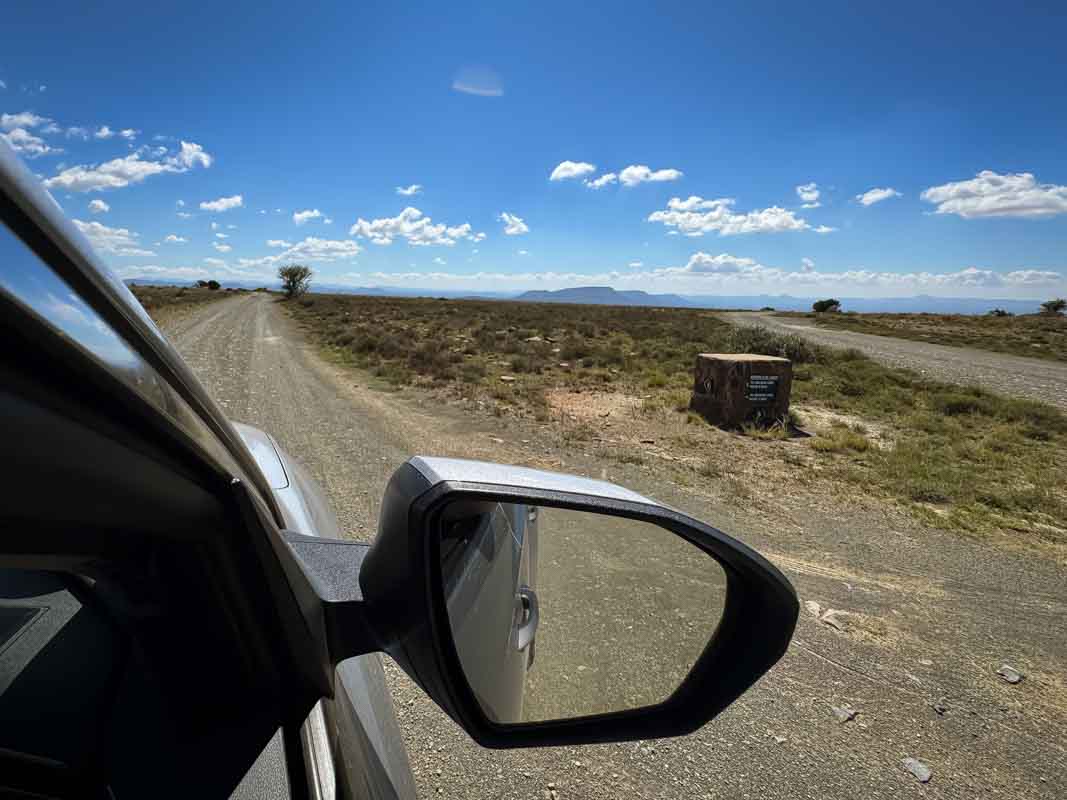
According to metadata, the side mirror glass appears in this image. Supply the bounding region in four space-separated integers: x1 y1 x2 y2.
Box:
438 501 728 724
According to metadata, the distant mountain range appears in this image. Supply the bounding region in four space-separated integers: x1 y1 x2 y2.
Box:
514 286 692 306
126 279 1049 315
515 286 1046 314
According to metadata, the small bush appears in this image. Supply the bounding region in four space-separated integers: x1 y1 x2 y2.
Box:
724 326 819 363
812 298 842 313
1040 298 1066 315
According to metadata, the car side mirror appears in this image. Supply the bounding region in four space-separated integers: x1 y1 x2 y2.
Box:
353 457 797 748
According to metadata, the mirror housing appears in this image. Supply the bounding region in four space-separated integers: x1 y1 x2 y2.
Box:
355 457 798 748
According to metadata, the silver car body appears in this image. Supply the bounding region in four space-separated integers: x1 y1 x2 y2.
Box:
0 138 416 799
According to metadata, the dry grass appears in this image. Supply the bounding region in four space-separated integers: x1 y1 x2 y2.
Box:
782 310 1067 362
129 284 237 321
284 292 1067 541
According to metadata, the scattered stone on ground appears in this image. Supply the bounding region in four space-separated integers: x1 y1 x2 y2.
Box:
996 664 1024 684
820 609 849 631
933 700 949 716
831 705 859 724
499 375 516 383
803 600 822 617
903 758 933 783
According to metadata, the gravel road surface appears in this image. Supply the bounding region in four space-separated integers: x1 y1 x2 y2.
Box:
164 294 1066 799
720 312 1067 411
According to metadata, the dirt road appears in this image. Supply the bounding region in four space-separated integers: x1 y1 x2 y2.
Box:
165 294 1066 799
721 312 1067 411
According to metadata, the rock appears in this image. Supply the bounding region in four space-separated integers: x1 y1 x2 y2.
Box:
932 700 948 716
918 658 933 666
820 609 848 631
903 758 932 783
772 735 787 744
996 664 1024 684
499 375 516 383
831 705 858 723
803 600 822 618
558 362 570 368
551 347 561 354
525 336 544 342
640 438 655 444
488 436 504 444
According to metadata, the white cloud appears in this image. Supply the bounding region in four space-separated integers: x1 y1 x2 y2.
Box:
215 232 228 239
267 239 292 248
43 141 213 192
177 211 192 218
1 111 50 130
349 207 484 246
236 237 363 270
452 66 503 97
814 225 837 234
283 237 362 262
550 161 596 181
213 242 232 253
88 199 110 214
94 125 115 140
921 171 1067 218
227 223 237 229
585 173 617 189
651 251 1062 295
628 260 643 268
119 128 139 140
1 127 62 158
66 126 89 140
796 182 821 208
293 208 323 225
164 234 187 243
0 80 6 90
648 196 815 236
499 211 529 235
176 199 185 208
396 184 423 196
73 219 155 257
618 164 683 187
856 187 901 206
433 256 446 265
200 194 243 212
323 217 333 225
118 265 213 281
203 258 227 267
517 250 529 256
170 142 212 170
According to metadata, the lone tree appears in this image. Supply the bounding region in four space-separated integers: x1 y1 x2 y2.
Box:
278 264 313 299
1040 298 1066 316
812 298 841 313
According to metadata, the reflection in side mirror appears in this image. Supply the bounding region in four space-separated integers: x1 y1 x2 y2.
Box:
439 501 728 725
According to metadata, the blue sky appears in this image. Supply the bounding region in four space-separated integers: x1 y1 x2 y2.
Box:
3 1 1066 298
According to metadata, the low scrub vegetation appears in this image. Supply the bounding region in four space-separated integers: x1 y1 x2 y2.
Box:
130 284 235 320
786 310 1067 362
287 293 1067 540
